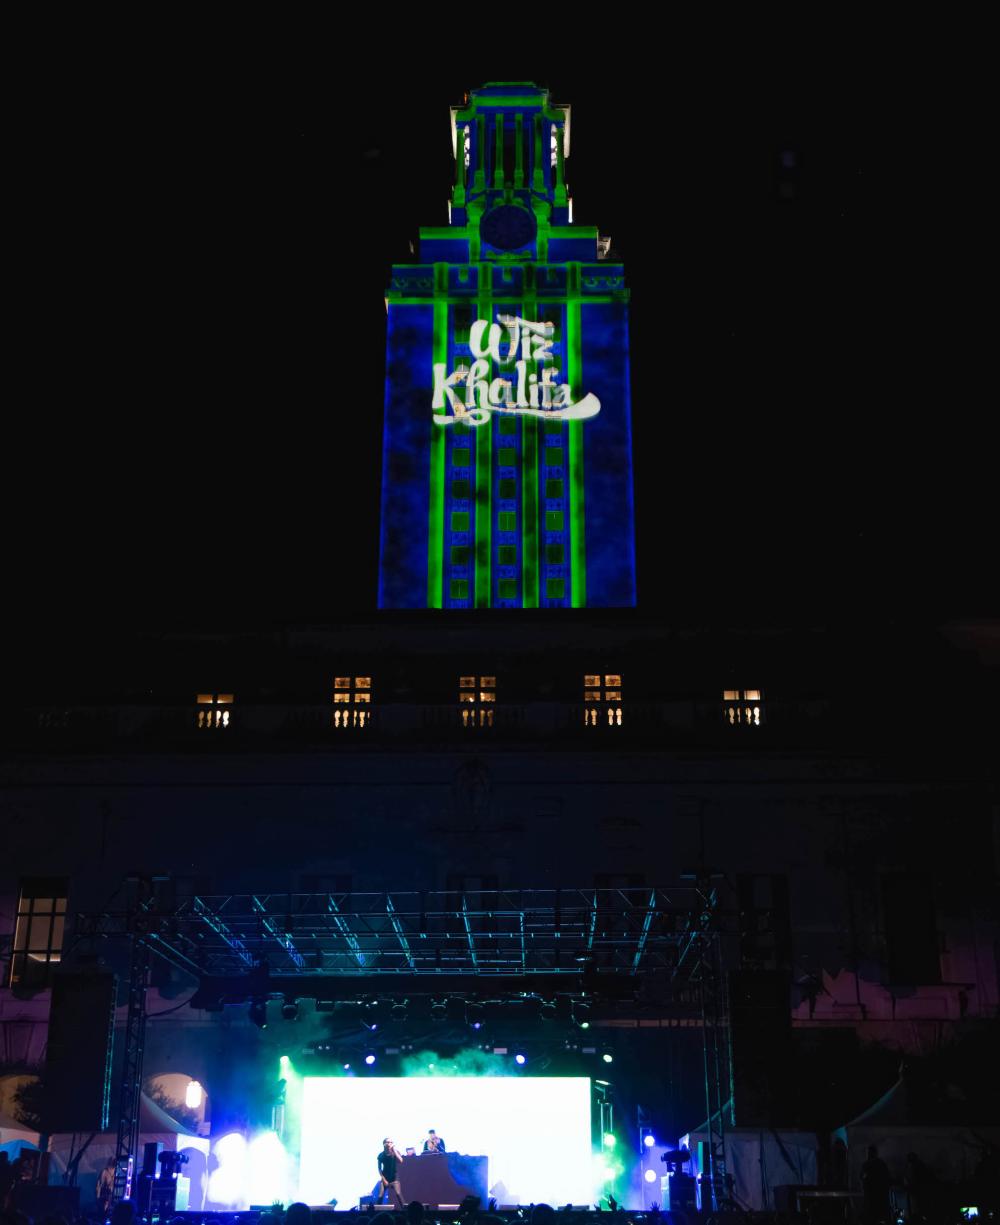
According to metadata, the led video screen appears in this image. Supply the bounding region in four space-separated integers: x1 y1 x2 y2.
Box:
299 1076 592 1207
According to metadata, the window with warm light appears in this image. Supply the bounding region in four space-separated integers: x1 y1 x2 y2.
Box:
584 674 623 727
8 879 68 987
723 689 763 726
459 675 496 727
196 693 233 729
333 677 372 728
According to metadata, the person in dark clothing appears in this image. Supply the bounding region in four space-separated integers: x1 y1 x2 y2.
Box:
0 1153 14 1211
377 1138 405 1208
110 1200 136 1225
285 1202 312 1225
423 1130 446 1154
96 1158 116 1217
861 1144 891 1225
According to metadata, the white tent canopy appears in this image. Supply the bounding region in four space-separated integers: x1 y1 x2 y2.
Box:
681 1128 818 1212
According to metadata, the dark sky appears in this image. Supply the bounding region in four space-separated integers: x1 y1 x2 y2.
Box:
10 51 992 653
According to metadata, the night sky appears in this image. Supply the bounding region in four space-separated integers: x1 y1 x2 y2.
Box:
11 51 991 663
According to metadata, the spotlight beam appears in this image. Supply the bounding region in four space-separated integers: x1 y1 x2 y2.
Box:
386 895 416 970
325 894 367 968
630 890 658 974
586 891 598 955
460 896 480 969
253 895 306 969
192 897 255 968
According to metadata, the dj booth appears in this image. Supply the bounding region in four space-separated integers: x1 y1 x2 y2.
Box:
373 1152 488 1209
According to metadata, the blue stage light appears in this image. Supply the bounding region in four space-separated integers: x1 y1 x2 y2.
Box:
365 1054 376 1066
514 1053 526 1065
643 1135 655 1148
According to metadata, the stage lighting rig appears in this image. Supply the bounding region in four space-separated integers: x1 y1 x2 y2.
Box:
248 999 268 1029
660 1148 690 1172
158 1150 188 1178
281 997 299 1021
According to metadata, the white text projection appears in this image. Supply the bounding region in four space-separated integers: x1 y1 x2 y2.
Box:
432 315 600 427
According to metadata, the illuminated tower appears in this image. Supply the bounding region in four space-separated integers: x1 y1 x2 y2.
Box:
379 82 636 609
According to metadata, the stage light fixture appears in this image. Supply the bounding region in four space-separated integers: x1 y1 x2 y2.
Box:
364 1053 376 1066
514 1053 526 1065
431 1000 447 1021
342 1062 351 1071
446 997 468 1025
643 1134 656 1149
602 1052 614 1063
540 1001 557 1021
249 999 268 1029
603 1133 616 1149
281 997 299 1021
391 1003 408 1020
644 1170 657 1184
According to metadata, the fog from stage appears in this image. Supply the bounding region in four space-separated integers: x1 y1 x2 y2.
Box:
299 1076 593 1207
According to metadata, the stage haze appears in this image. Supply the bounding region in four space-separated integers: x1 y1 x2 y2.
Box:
299 1075 593 1207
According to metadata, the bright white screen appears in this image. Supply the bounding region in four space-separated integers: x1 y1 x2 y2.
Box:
299 1076 592 1207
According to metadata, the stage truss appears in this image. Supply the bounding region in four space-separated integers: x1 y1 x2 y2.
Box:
76 879 733 1213
78 885 714 980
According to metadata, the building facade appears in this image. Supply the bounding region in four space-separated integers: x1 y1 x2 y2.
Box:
1 80 998 1211
380 82 636 609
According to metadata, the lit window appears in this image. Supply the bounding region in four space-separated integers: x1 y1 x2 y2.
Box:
583 673 623 727
333 677 373 729
459 676 496 727
723 689 764 727
196 693 233 729
9 879 67 987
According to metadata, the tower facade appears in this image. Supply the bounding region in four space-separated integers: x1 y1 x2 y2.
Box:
379 82 636 609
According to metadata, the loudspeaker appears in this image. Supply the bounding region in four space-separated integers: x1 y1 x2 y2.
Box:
729 969 793 1125
142 1141 164 1176
43 972 117 1133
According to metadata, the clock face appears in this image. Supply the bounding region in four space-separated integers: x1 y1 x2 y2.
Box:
480 204 537 251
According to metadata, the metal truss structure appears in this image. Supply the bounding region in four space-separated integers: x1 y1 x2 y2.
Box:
673 872 734 1215
77 882 731 1207
77 886 709 982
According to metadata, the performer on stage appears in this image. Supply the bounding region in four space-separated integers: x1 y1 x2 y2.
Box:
422 1130 446 1154
377 1138 405 1207
96 1158 116 1217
